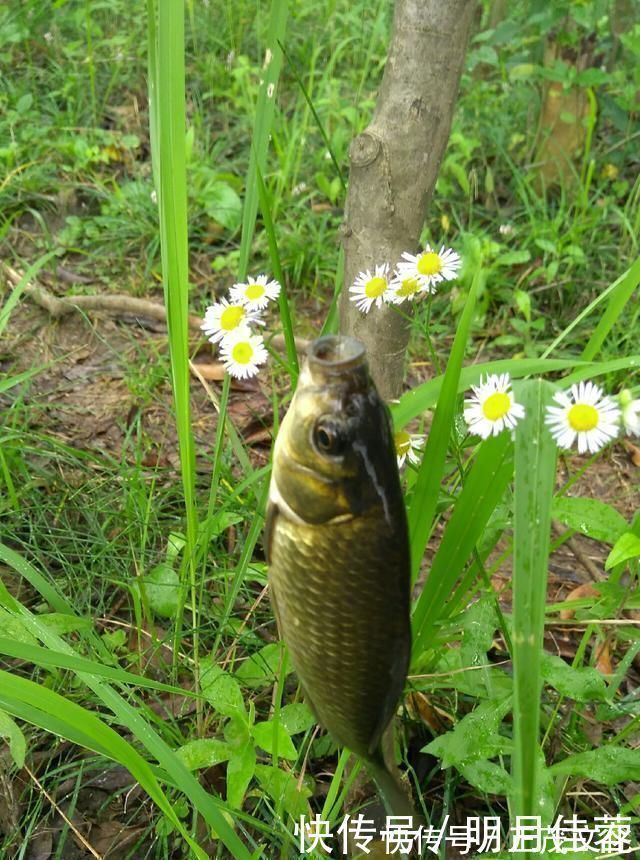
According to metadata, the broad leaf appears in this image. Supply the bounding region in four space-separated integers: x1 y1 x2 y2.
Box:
552 497 627 544
541 654 609 701
176 738 232 771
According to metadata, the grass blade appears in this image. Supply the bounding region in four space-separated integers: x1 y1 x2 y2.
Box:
541 255 640 360
238 0 289 280
0 250 59 337
511 379 557 817
392 354 640 430
0 671 209 860
255 162 299 384
148 0 200 677
581 255 640 359
408 271 480 580
411 433 514 660
0 544 254 859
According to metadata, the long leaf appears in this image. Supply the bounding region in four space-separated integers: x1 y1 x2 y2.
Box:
511 379 557 817
411 433 514 660
408 272 480 579
0 545 253 860
238 0 289 280
149 0 199 658
0 671 208 860
393 355 640 430
581 256 640 360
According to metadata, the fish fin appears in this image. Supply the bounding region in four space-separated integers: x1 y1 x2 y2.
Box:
264 498 277 565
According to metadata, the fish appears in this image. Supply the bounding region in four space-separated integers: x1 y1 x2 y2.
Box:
265 334 414 817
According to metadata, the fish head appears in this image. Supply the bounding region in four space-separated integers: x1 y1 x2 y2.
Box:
271 335 400 525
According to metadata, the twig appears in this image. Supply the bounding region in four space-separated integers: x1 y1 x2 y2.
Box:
24 763 102 859
552 521 602 582
2 262 202 329
2 262 310 352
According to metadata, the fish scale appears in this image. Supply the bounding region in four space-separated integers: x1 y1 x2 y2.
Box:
269 509 409 757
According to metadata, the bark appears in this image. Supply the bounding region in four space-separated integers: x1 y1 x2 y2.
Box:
339 0 475 399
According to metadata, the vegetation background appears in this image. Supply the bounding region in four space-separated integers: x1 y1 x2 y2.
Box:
1 0 639 857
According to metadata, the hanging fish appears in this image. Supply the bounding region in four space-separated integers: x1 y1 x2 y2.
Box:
265 335 414 816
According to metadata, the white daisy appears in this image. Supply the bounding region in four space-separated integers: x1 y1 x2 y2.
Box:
619 389 640 437
387 272 422 304
464 373 525 439
394 430 424 468
229 274 281 310
349 264 392 313
396 244 461 293
201 298 263 344
545 381 621 454
219 327 268 379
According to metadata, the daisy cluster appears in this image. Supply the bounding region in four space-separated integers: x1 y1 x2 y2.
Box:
463 374 639 454
201 275 281 379
399 378 638 472
349 244 461 313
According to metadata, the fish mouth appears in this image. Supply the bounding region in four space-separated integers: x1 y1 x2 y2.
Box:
307 335 367 378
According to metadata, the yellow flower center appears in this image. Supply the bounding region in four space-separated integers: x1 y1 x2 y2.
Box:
219 305 245 331
245 283 265 301
231 341 254 365
364 276 387 299
482 392 511 422
417 252 442 277
567 403 598 432
394 430 411 457
396 277 420 298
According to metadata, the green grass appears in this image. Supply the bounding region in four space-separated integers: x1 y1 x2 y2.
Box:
1 0 640 856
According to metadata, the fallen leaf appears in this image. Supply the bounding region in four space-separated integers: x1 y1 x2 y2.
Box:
559 583 600 620
405 691 452 733
91 821 147 858
594 640 613 676
622 439 640 467
26 829 52 860
190 362 226 381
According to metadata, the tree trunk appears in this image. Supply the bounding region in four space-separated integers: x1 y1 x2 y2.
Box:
339 0 475 400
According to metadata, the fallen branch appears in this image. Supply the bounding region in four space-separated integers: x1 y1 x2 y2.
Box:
2 263 310 353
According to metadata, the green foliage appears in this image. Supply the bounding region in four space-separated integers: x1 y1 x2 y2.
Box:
1 0 639 855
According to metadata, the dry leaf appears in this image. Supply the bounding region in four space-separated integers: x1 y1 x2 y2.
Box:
559 583 600 620
594 640 613 676
622 438 640 467
190 361 226 381
405 691 452 733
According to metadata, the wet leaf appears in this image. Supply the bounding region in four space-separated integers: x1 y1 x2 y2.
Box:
236 642 289 688
254 764 311 820
251 720 297 760
552 497 627 544
176 738 232 771
541 654 608 702
278 703 315 736
226 743 256 809
550 747 640 786
201 661 247 721
423 696 512 767
143 564 180 618
460 759 512 795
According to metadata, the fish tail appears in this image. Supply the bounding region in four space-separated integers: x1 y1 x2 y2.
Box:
367 758 417 820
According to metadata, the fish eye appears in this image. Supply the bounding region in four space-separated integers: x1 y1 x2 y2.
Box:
313 417 347 457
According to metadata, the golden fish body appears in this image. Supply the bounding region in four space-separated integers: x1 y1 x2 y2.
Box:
265 336 411 780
